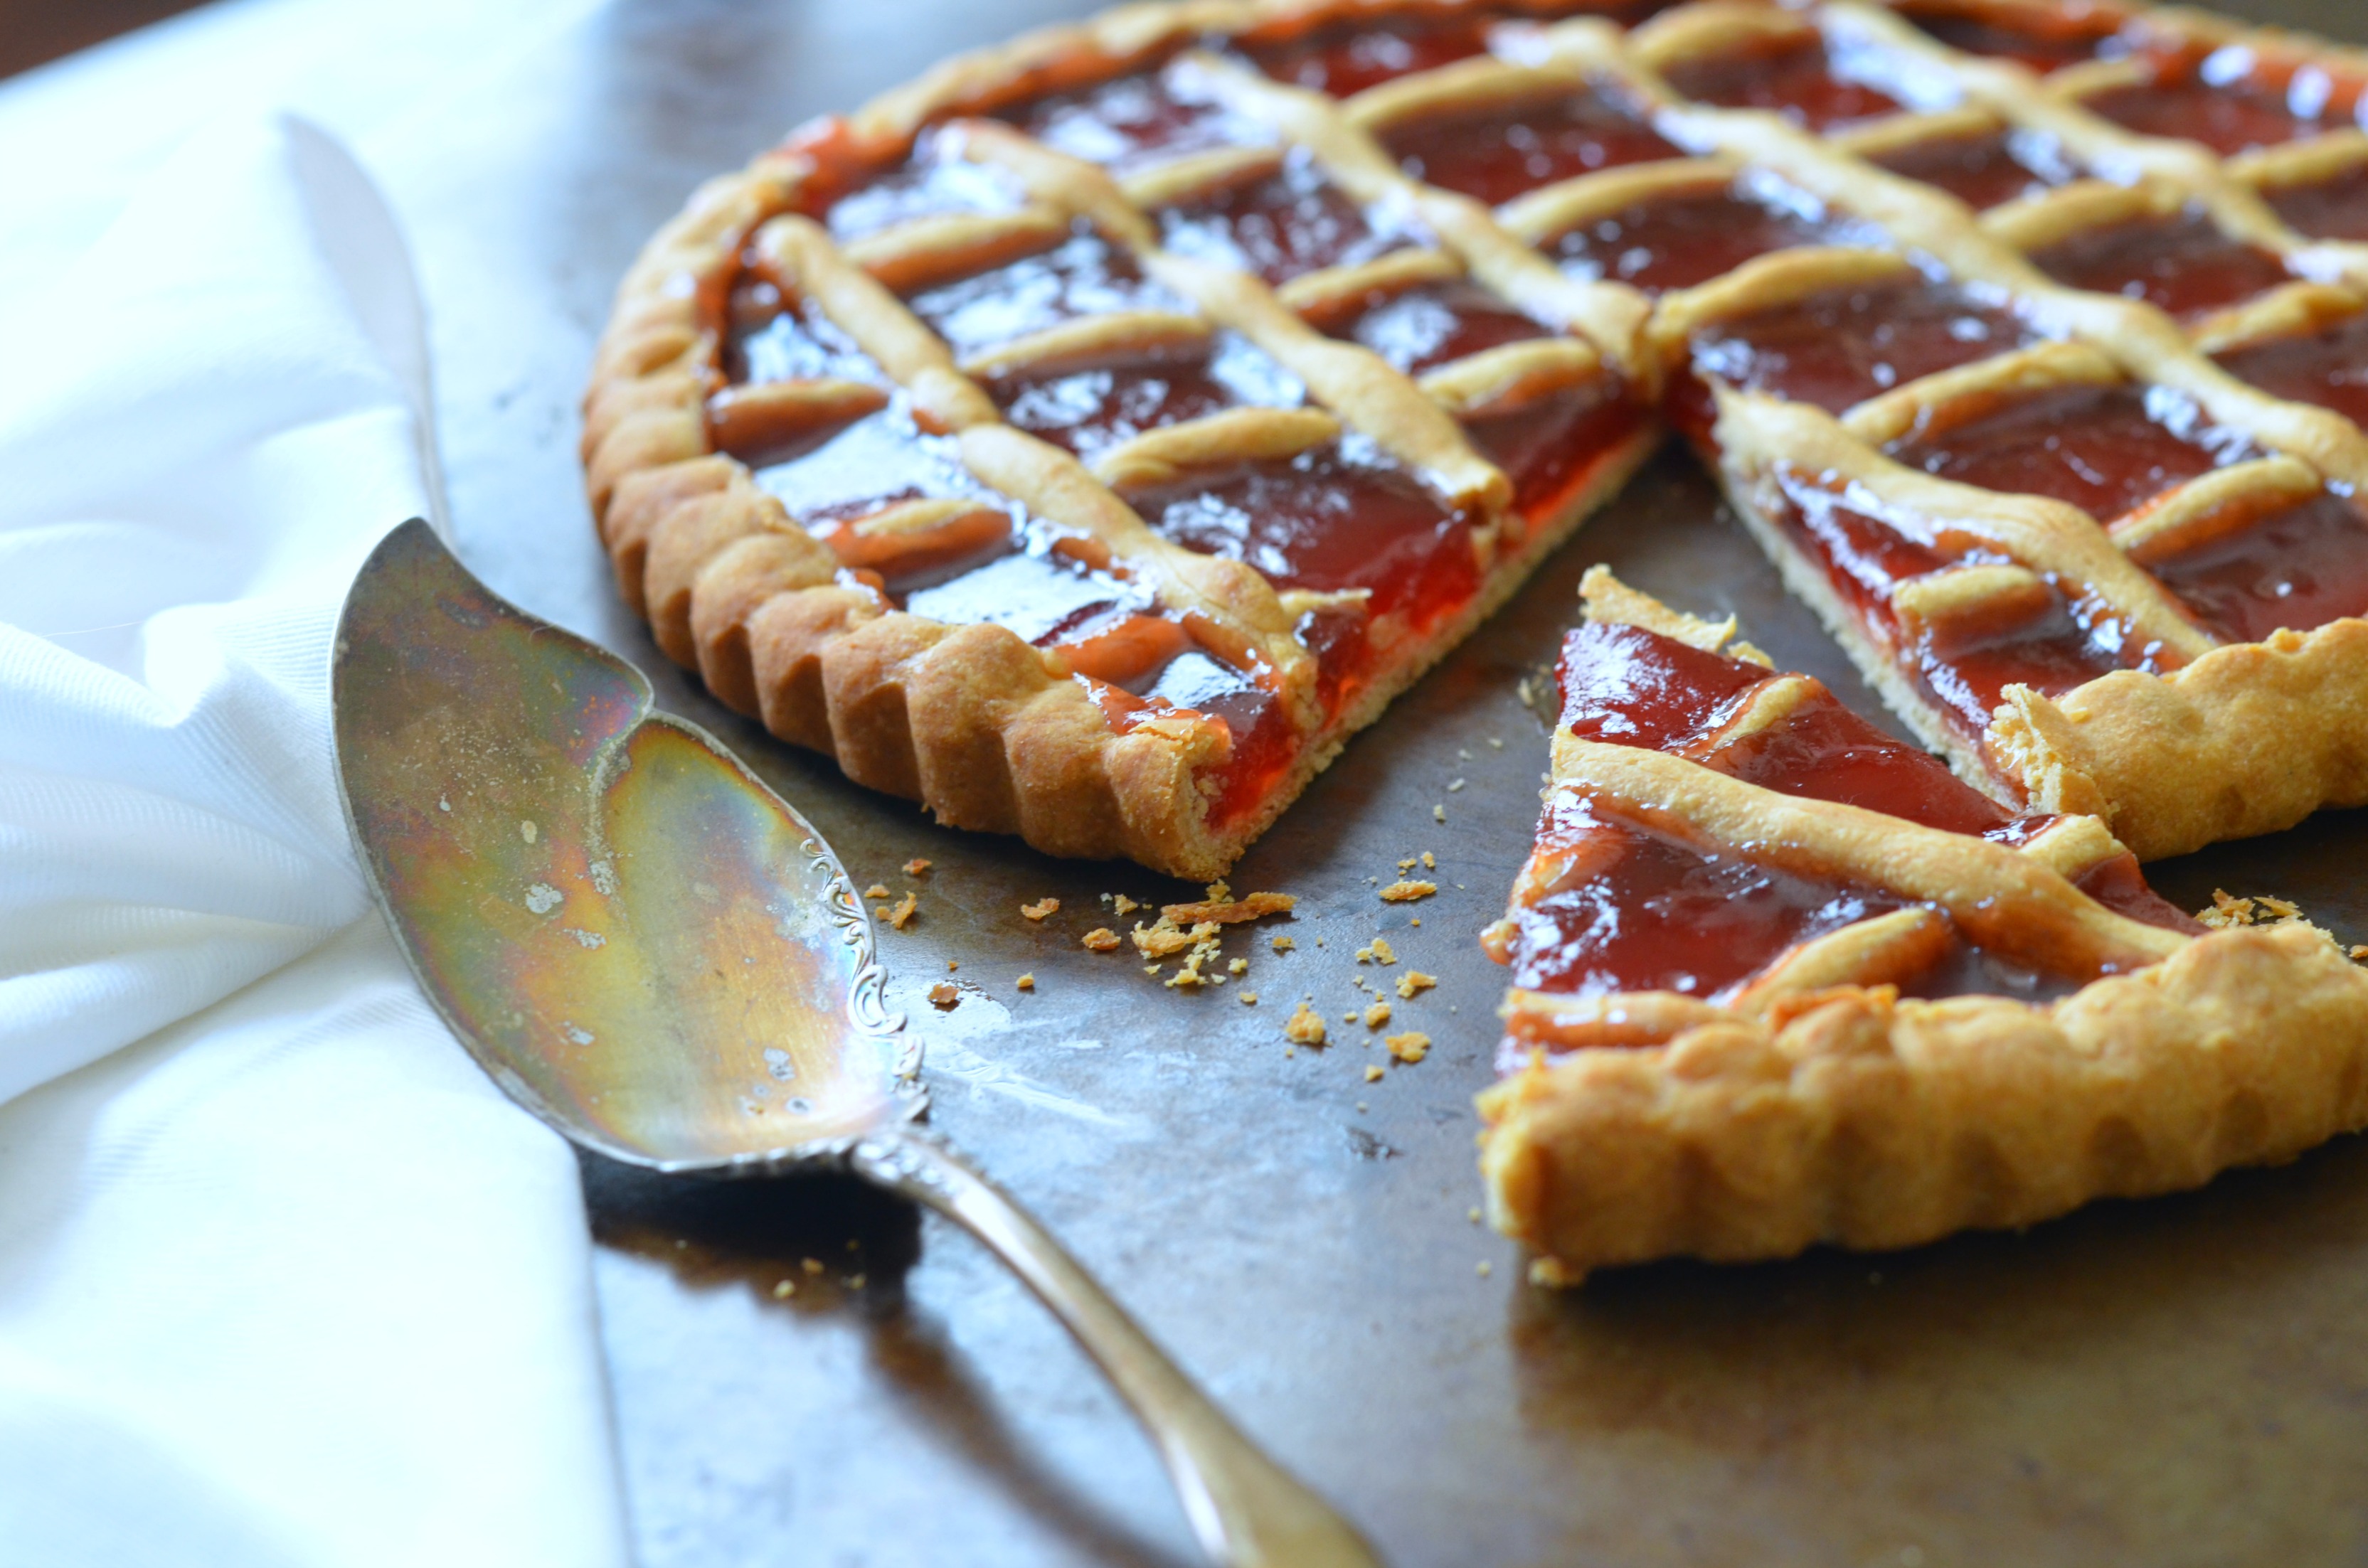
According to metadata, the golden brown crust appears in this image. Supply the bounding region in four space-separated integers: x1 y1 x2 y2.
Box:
1482 922 2368 1279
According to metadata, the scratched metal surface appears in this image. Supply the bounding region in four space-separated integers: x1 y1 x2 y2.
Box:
381 0 2368 1562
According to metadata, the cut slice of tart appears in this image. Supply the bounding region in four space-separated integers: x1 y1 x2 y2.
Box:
1479 568 2368 1281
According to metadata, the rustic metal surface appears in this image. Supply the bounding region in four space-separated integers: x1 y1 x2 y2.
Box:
380 1 2368 1562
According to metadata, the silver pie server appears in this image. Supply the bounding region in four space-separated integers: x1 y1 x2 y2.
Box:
331 519 1381 1568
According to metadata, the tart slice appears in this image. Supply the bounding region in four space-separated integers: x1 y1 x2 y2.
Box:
1479 569 2368 1281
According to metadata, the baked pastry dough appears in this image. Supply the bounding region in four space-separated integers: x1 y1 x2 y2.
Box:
588 0 2368 873
1480 568 2368 1280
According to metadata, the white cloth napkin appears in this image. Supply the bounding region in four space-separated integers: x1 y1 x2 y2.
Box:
0 111 627 1567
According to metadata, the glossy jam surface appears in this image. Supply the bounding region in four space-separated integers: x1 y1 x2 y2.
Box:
1559 624 2010 832
723 275 883 390
1498 621 2191 1013
1234 13 1497 97
822 135 1029 242
1868 127 2080 212
1381 89 1680 205
2027 210 2292 321
1508 794 1906 998
2081 68 2332 156
996 62 1271 174
2267 166 2368 243
1318 277 1550 375
2213 311 2368 430
1660 38 1908 132
750 402 998 533
1157 151 1427 286
901 538 1152 643
2147 490 2368 644
1887 381 2258 522
1770 469 2143 739
1683 274 2034 434
1126 439 1476 621
1547 175 1874 295
987 334 1306 459
1463 383 1647 519
903 228 1189 358
1896 5 2123 71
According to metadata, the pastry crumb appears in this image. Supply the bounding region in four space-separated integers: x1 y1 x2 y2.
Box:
1421 850 1435 869
1133 915 1221 958
1398 856 1417 871
927 981 959 1008
1240 990 1258 1005
1396 970 1437 1000
1433 804 1447 822
1021 897 1060 920
802 1257 824 1276
1369 937 1398 965
903 858 931 877
1487 737 1503 749
1228 957 1248 974
1285 1002 1327 1046
1385 1031 1430 1064
1378 879 1436 902
1162 890 1296 925
1467 1207 1482 1225
1364 1064 1385 1082
1447 778 1465 792
1272 935 1296 953
772 1280 797 1298
1364 1001 1391 1029
1114 893 1139 915
1477 1260 1492 1278
1016 973 1035 991
888 892 918 929
1081 927 1122 951
864 884 890 900
946 960 957 971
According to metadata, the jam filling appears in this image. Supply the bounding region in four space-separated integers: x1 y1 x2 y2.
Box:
2081 55 2352 156
1495 620 2194 1025
2027 210 2293 322
1891 4 2125 73
2212 311 2368 430
986 332 1307 459
1379 89 1680 206
750 400 1002 537
1768 469 2147 740
1659 38 1911 133
1463 381 1650 520
1886 380 2258 523
1314 277 1552 375
1678 273 2034 440
994 58 1273 174
1157 149 1430 286
2145 490 2368 644
902 225 1191 360
1233 12 1501 98
1122 437 1477 622
723 274 885 392
821 131 1029 243
2266 166 2368 244
1546 174 1876 295
1867 127 2081 213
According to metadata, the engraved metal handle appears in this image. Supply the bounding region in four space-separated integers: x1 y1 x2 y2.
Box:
849 1130 1384 1568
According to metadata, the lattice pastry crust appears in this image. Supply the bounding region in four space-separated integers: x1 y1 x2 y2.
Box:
589 0 2368 878
1480 570 2368 1280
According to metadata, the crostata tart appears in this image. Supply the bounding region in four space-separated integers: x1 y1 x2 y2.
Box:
587 0 2368 878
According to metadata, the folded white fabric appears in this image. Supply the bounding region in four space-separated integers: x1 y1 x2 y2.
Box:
0 113 627 1567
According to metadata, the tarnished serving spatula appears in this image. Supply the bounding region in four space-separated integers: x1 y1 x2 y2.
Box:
331 519 1379 1568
